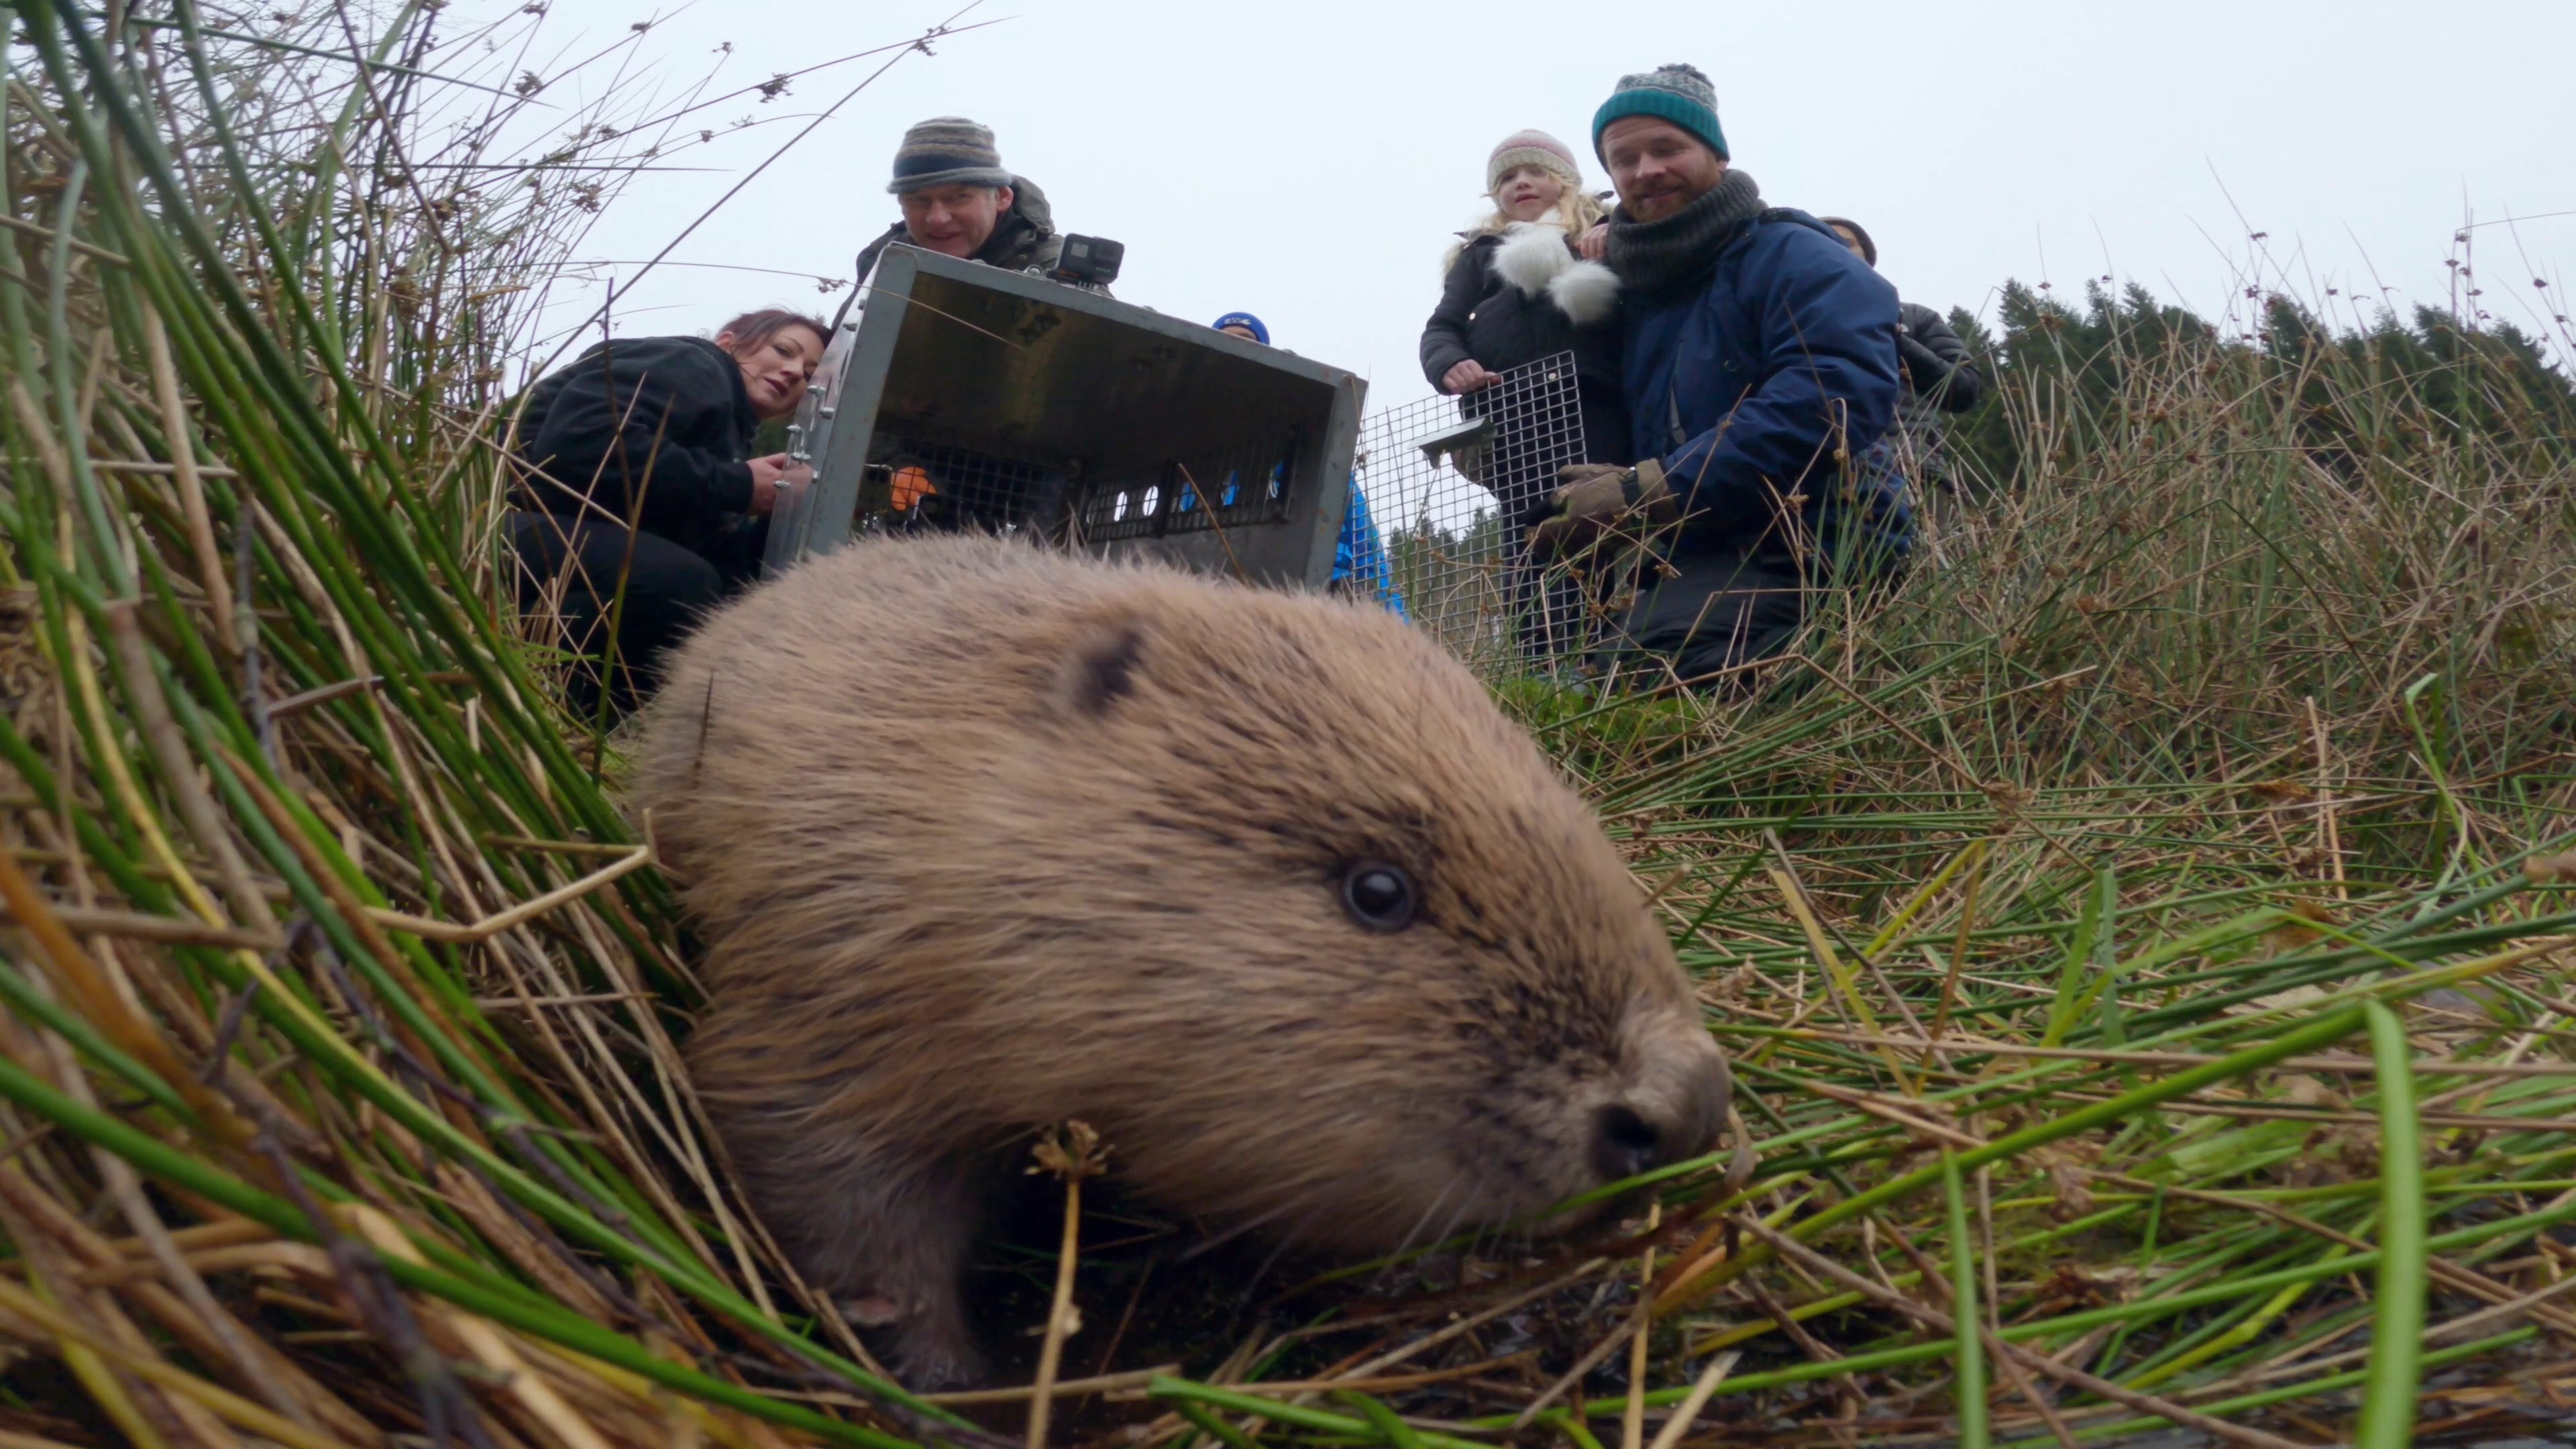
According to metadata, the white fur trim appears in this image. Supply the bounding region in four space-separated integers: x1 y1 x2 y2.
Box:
1548 260 1620 326
1491 222 1573 297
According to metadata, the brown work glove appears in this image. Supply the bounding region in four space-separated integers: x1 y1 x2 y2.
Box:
1525 459 1676 560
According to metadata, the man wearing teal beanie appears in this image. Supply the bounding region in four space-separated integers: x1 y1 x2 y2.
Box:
1525 63 1909 686
1589 61 1728 167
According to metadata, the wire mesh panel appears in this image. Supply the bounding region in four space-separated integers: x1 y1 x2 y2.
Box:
1355 352 1595 673
857 426 1064 538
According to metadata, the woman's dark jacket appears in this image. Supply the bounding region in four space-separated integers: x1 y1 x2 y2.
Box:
1898 302 1982 413
1417 233 1631 466
511 335 758 555
1888 302 1983 491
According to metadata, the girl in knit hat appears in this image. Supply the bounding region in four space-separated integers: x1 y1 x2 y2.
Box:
1416 130 1628 473
1416 129 1633 664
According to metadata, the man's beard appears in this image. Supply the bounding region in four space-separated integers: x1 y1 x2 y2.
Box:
1624 172 1714 221
1603 170 1766 294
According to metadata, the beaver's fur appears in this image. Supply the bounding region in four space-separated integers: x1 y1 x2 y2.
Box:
631 536 1730 1386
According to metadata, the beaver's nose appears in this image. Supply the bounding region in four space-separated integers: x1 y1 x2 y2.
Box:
1591 1104 1663 1182
1593 1053 1732 1183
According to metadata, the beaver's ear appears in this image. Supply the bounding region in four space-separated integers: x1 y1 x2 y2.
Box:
1052 619 1146 718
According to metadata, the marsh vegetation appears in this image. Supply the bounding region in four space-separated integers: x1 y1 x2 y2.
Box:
0 6 2571 1446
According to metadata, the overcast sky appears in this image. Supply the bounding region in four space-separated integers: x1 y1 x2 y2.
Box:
454 0 2575 405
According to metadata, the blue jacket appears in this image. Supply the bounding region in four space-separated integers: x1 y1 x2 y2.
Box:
1332 478 1408 619
1623 209 1911 568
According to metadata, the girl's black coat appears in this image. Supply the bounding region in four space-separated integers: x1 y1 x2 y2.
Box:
513 335 759 553
1417 233 1623 391
1417 233 1631 465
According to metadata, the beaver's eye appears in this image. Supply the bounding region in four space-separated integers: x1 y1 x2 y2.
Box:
1340 859 1417 932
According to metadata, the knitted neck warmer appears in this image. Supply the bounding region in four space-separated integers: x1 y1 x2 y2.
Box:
1606 168 1764 294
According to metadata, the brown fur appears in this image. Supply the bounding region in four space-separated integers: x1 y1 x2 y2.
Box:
631 537 1729 1385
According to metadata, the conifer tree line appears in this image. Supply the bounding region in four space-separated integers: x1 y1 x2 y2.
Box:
1939 280 2576 493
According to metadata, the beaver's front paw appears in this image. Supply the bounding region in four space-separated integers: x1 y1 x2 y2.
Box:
890 1306 989 1391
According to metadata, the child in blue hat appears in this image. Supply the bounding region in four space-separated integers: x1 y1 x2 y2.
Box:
1212 312 1270 345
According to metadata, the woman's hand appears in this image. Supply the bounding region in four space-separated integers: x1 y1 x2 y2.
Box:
747 453 812 516
1442 359 1497 394
1574 222 1609 260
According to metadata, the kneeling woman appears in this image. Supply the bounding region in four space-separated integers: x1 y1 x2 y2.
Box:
511 309 826 712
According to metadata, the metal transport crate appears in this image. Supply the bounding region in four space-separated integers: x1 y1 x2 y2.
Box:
765 246 1366 588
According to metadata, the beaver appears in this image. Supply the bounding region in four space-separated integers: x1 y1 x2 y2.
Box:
631 535 1731 1386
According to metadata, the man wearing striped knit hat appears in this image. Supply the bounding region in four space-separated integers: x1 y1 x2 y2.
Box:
849 117 1066 294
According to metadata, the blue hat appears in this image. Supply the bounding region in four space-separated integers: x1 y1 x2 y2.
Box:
1592 64 1727 163
1212 312 1269 345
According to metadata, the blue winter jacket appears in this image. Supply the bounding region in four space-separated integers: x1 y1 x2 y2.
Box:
1332 478 1408 619
1623 210 1911 568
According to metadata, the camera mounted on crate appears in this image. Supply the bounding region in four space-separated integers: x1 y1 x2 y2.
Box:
1042 233 1124 290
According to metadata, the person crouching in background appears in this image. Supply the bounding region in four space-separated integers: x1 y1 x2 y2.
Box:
509 308 826 716
1819 216 1984 496
850 117 1067 290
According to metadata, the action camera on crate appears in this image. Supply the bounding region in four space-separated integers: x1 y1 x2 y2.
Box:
1045 233 1124 289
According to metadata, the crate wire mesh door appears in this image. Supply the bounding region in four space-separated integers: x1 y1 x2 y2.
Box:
1357 353 1606 671
845 427 1303 546
853 427 1064 539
